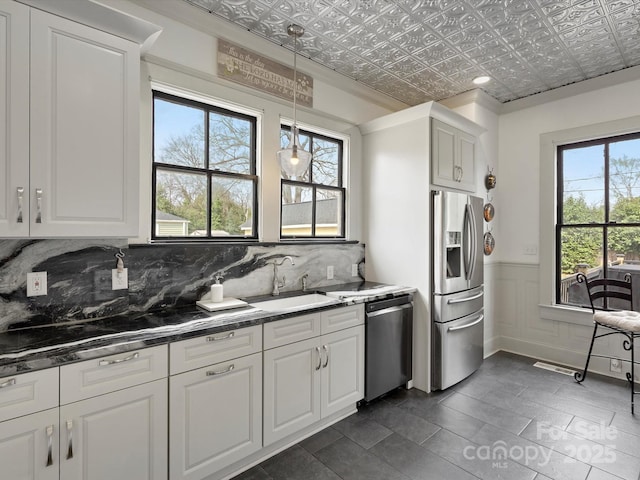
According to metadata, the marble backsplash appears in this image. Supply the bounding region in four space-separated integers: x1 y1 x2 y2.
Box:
0 240 365 331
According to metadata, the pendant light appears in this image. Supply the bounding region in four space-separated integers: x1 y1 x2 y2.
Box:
277 24 312 178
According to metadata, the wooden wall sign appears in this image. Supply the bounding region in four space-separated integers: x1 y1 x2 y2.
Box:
217 39 313 108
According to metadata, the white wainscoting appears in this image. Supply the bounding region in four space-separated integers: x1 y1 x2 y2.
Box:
489 262 635 381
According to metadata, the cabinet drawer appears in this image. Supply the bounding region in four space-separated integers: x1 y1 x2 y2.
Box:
321 304 364 334
263 313 321 350
0 368 59 422
60 344 168 405
170 325 262 375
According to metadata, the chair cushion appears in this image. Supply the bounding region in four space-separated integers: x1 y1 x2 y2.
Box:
594 310 640 332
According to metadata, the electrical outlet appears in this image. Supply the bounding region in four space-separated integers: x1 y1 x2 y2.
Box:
327 265 334 280
112 268 128 290
352 264 359 277
610 358 622 373
27 271 47 297
523 245 538 255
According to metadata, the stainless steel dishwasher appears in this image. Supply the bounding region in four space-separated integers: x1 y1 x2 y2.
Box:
365 294 413 402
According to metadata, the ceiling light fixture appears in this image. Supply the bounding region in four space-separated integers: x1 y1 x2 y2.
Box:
472 75 491 85
277 24 312 178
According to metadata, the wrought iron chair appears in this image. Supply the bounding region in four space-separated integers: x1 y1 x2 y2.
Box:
574 272 640 413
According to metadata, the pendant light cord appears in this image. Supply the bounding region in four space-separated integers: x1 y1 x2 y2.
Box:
292 30 298 129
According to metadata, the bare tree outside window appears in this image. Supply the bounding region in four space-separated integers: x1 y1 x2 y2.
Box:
280 126 345 238
153 92 257 239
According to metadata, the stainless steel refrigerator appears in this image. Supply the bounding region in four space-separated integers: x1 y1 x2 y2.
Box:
431 190 484 390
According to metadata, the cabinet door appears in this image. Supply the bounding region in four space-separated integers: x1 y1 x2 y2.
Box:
431 118 457 187
457 129 476 192
320 326 364 418
60 379 167 480
29 9 139 237
263 337 321 446
0 408 58 480
0 1 29 237
169 352 262 480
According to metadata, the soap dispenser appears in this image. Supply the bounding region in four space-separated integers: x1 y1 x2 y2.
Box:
210 274 224 303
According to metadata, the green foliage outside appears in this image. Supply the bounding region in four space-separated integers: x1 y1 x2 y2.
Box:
561 154 640 275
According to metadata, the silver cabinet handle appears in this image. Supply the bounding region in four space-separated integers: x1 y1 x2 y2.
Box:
98 351 139 366
17 187 24 223
458 165 464 181
206 364 234 377
35 189 43 223
315 346 322 371
66 420 73 460
448 314 484 332
322 345 329 368
207 331 234 342
46 425 54 467
0 378 16 389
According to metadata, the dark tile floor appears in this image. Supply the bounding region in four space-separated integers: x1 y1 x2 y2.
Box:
232 351 640 480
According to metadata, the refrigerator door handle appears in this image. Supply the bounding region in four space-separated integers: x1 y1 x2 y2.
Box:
447 291 484 304
463 203 476 280
448 314 484 332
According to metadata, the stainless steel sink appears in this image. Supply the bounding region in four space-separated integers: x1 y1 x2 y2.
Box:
250 293 338 312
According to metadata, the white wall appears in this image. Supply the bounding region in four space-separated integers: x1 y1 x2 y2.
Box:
493 75 640 377
98 0 406 243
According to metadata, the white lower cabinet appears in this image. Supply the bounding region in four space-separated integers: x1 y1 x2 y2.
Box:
60 378 168 480
0 368 60 480
263 324 364 446
0 407 59 480
169 352 262 480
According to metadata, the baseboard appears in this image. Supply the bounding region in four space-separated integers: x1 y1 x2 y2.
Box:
483 335 500 358
496 335 630 382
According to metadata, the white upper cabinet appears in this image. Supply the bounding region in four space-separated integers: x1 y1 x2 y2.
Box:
29 9 140 237
0 1 160 238
431 117 477 192
0 1 30 237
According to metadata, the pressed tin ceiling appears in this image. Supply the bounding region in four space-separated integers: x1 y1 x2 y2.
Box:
184 0 640 105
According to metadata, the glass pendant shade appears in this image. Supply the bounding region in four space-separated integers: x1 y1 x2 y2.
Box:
277 126 312 177
278 24 312 178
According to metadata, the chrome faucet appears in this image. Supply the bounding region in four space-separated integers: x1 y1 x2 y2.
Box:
271 256 295 295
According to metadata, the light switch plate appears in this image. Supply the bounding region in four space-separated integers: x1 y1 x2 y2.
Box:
112 268 128 290
27 271 47 297
351 264 359 277
327 265 334 280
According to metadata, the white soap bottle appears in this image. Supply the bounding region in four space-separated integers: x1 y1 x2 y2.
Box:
210 274 224 303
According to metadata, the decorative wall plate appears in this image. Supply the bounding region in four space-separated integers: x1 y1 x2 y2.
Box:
483 203 495 222
484 232 495 255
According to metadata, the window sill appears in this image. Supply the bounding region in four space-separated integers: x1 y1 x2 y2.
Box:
539 303 593 327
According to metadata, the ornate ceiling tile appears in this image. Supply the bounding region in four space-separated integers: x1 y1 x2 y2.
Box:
185 0 640 105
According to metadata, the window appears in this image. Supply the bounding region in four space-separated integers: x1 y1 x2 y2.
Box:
557 132 640 307
280 126 345 238
152 91 257 240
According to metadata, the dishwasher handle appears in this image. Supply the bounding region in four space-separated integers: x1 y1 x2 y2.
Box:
366 302 412 319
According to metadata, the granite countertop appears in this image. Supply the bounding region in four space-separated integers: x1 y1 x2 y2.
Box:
0 282 415 376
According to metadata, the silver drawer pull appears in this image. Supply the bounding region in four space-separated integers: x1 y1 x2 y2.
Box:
0 378 16 389
98 351 139 366
315 347 322 370
447 291 484 304
448 315 484 332
206 331 235 342
17 187 24 223
206 364 234 377
46 425 54 467
322 345 329 368
35 188 42 223
66 420 73 460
